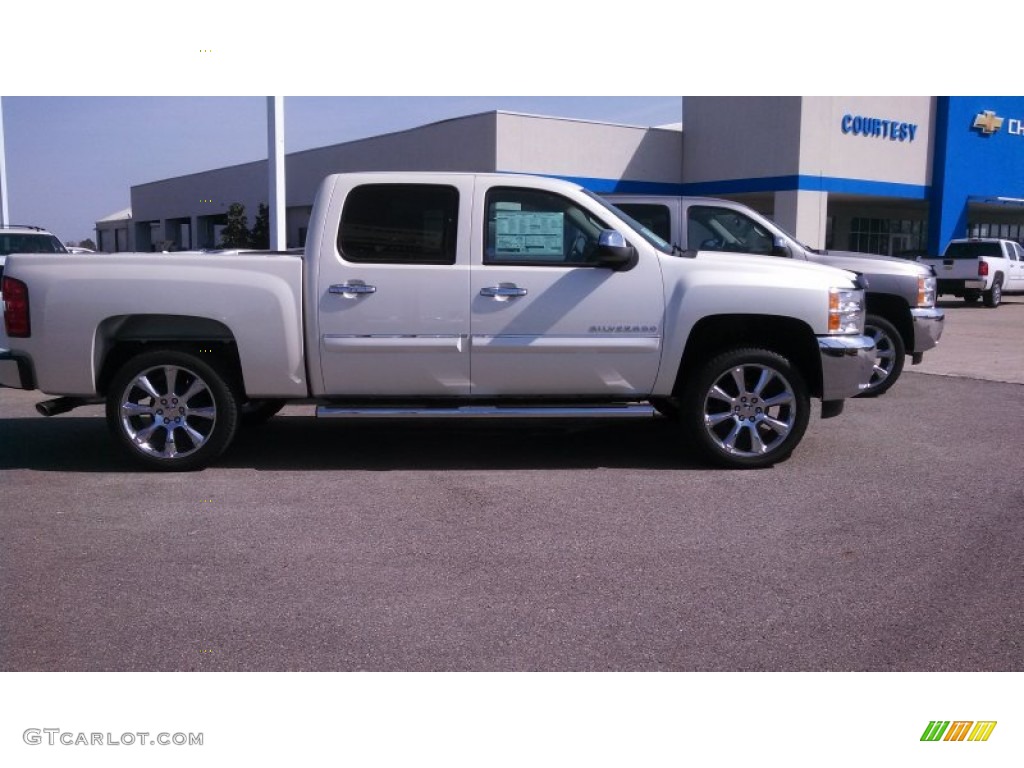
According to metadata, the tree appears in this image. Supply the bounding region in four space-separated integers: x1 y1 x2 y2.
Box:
79 238 97 250
220 203 251 248
250 203 270 249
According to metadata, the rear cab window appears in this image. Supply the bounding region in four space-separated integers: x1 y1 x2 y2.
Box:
943 241 1002 259
337 184 459 265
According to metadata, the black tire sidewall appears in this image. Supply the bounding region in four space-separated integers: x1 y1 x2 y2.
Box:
105 350 240 471
239 399 286 428
678 347 810 469
985 280 1002 308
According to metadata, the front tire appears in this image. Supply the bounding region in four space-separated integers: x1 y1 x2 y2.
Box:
239 399 286 427
856 314 905 398
678 348 810 469
106 350 239 471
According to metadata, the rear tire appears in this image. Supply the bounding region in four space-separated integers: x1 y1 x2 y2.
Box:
106 350 239 471
677 348 810 469
983 279 1002 308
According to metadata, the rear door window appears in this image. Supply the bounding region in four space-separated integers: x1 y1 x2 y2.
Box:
338 184 459 265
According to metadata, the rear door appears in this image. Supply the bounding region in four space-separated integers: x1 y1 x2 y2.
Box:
315 177 473 396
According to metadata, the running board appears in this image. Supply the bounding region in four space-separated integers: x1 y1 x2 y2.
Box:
315 404 657 419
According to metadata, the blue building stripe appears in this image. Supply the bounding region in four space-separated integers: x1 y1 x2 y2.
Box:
506 171 929 199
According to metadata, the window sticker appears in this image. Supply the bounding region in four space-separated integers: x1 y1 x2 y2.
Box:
495 210 563 258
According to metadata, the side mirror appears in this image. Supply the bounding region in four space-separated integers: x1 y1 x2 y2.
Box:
595 230 638 271
771 236 792 258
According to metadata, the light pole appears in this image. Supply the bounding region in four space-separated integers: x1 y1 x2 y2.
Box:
0 97 9 226
267 97 286 251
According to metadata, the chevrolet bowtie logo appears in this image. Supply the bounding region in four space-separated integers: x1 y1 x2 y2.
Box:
973 110 1004 135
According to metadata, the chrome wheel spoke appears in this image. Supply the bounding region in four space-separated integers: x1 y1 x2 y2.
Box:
180 379 206 404
762 416 791 436
752 368 773 396
121 401 156 417
722 421 744 450
183 423 207 446
133 422 161 444
136 374 162 400
188 406 216 420
706 411 734 427
763 391 794 407
707 385 733 405
748 426 768 454
162 427 179 458
163 366 181 396
729 367 747 395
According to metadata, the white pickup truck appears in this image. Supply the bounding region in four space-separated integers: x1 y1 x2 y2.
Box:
919 237 1024 307
0 172 875 471
604 194 944 397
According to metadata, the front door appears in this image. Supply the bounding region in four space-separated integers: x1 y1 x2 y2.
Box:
469 183 664 397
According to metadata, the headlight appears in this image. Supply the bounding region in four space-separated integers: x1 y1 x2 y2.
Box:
917 275 937 307
828 288 864 334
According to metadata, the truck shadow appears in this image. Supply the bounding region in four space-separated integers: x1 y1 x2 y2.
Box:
0 415 707 472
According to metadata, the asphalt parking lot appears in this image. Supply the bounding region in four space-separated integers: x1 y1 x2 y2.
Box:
1 298 1021 671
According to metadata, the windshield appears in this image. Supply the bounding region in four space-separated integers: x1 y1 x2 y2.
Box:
581 189 674 255
0 233 67 255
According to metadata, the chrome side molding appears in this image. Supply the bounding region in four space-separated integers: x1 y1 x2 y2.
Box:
316 404 657 419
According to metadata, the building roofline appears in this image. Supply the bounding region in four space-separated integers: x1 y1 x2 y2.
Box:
131 109 681 191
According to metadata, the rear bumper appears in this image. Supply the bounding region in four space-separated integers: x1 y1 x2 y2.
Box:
817 335 876 401
0 349 35 389
910 307 944 354
937 278 985 294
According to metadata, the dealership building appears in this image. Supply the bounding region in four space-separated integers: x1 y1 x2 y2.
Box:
97 96 1024 258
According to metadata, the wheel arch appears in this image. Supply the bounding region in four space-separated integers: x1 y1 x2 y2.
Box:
675 314 823 398
95 315 245 397
864 293 913 351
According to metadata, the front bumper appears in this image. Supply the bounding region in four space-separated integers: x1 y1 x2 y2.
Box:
910 307 944 355
0 349 35 389
818 335 876 401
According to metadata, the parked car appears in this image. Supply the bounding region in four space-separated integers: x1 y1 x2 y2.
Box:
604 195 944 397
65 246 97 254
1 172 874 471
919 237 1024 307
0 225 67 309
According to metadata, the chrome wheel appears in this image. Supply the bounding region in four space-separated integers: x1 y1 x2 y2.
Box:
866 326 895 387
119 364 217 459
680 348 810 468
857 315 905 398
107 350 239 470
702 363 797 457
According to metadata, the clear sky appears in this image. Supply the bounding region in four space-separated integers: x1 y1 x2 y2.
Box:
1 97 682 244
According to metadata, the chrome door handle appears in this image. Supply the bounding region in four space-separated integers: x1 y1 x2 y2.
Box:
480 285 527 298
329 283 377 295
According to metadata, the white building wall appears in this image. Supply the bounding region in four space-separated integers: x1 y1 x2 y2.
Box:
797 96 933 185
495 113 683 184
682 97 803 182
